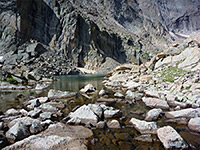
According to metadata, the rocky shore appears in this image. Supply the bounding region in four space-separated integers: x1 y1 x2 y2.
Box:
0 38 199 149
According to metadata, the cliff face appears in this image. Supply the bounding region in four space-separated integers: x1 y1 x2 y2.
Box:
0 0 200 75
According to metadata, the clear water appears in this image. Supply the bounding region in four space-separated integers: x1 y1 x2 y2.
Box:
0 75 200 150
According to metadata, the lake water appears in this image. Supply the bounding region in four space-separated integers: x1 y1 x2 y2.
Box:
0 75 200 150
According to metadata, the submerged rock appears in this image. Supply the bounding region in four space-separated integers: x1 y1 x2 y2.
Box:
157 126 188 149
129 118 158 134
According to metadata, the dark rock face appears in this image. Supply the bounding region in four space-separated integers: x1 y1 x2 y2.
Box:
0 0 200 76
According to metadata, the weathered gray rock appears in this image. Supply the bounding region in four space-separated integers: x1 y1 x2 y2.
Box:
145 108 163 121
135 134 157 143
0 122 3 130
8 117 40 128
114 92 124 98
3 123 93 150
104 109 122 119
99 89 107 96
107 120 121 129
144 91 159 98
39 104 58 112
96 121 105 129
40 112 53 120
67 117 81 125
27 99 41 110
6 121 30 142
69 105 98 126
142 97 169 110
19 109 28 116
30 121 43 134
80 84 96 93
165 108 200 119
157 126 188 149
125 90 136 100
188 118 200 133
167 100 187 108
35 84 49 90
88 104 103 119
129 118 158 134
5 109 20 116
28 108 42 118
48 89 77 99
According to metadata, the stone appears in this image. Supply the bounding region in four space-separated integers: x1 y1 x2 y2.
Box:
6 121 30 142
125 90 136 100
19 109 28 116
30 121 43 134
99 89 107 96
142 97 169 110
67 117 82 125
69 105 98 126
88 104 103 119
144 91 159 98
39 104 58 112
35 84 49 90
129 118 158 134
40 112 53 120
157 126 188 149
28 108 42 118
96 121 105 129
104 109 122 119
3 123 93 150
167 100 187 108
41 120 53 126
145 108 163 121
80 84 96 93
27 99 41 110
188 118 200 133
123 81 140 90
48 89 77 99
8 117 40 128
5 109 20 116
165 108 200 119
114 92 124 98
140 75 152 83
107 120 121 129
0 122 3 130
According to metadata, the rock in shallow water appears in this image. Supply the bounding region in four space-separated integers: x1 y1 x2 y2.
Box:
129 118 158 134
188 117 200 133
145 108 163 121
142 97 169 110
157 126 188 149
48 89 77 99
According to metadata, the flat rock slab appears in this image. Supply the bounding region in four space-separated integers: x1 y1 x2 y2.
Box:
145 108 163 121
129 118 158 134
3 123 93 150
48 89 77 99
188 118 200 133
165 108 200 119
142 97 169 110
157 126 188 149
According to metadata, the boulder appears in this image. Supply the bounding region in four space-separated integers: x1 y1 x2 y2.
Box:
125 90 136 100
96 121 105 129
165 108 200 119
30 121 43 134
188 118 200 133
142 97 169 110
80 84 96 93
28 108 42 118
157 126 188 149
5 109 20 116
3 123 93 150
145 108 163 121
6 121 30 142
40 112 53 120
167 100 187 108
48 89 77 99
144 91 159 98
88 104 103 119
129 118 158 134
104 109 122 119
69 105 98 126
35 84 49 90
107 120 121 129
99 89 107 96
8 117 41 128
114 92 124 98
39 104 58 112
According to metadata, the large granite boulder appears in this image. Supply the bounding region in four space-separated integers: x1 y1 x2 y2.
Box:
157 126 188 149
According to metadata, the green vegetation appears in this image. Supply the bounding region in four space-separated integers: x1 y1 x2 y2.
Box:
7 77 18 84
161 67 187 83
